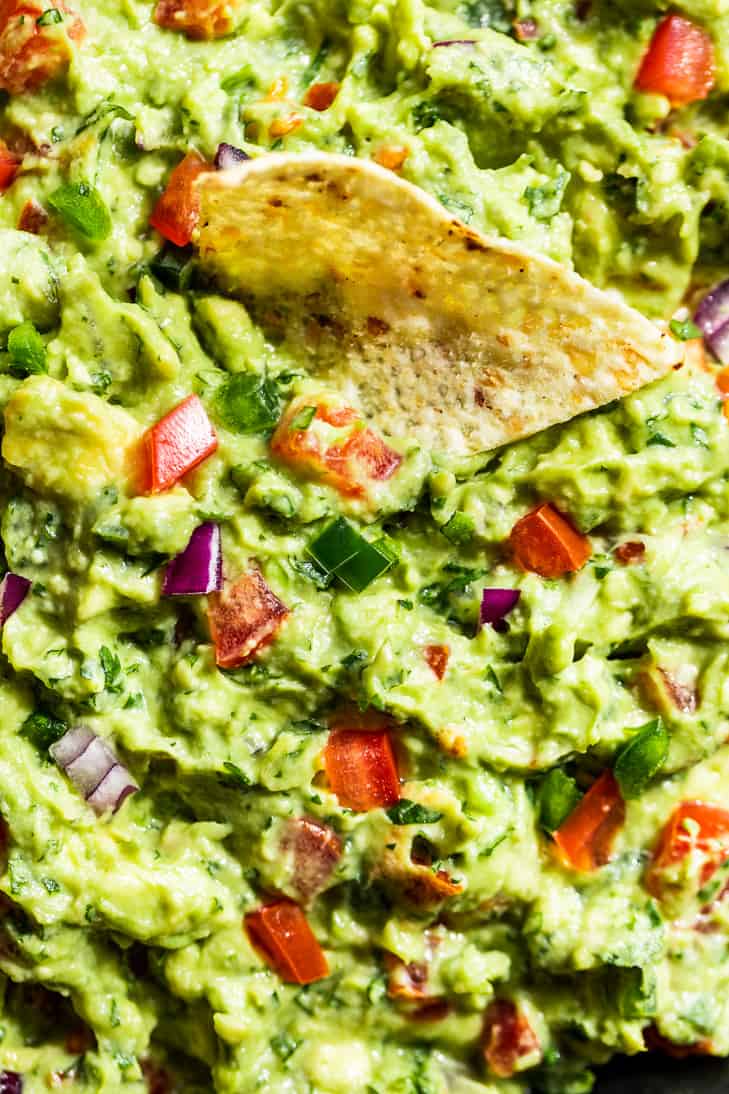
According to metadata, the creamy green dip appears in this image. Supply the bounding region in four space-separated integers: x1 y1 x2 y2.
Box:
0 1 728 1092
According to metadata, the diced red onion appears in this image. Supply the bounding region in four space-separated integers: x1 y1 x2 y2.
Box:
481 587 521 626
707 320 729 365
0 1073 22 1094
50 725 95 768
432 38 477 47
0 573 30 626
694 279 729 338
87 765 138 813
51 727 137 815
162 522 222 597
214 143 250 170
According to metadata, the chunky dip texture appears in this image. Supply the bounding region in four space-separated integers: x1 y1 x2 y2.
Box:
0 1 728 1092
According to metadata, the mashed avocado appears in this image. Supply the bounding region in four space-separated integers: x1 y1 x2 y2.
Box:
0 1 727 1092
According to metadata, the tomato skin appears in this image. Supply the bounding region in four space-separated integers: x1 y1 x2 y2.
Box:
482 999 540 1078
153 0 243 39
283 817 341 902
245 899 328 984
271 396 402 498
553 771 625 872
423 644 449 680
646 800 729 898
0 1 84 94
324 727 400 811
510 502 591 578
208 570 289 669
635 14 715 106
303 81 340 111
149 152 210 248
143 394 218 494
0 139 19 191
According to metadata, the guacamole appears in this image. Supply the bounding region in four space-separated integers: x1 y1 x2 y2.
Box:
0 1 728 1092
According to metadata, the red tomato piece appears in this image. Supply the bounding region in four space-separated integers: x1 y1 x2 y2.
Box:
283 817 342 902
271 397 401 497
553 771 625 872
0 1 84 94
324 726 399 811
385 954 430 1001
423 644 449 680
510 502 591 578
303 81 340 111
0 139 19 191
153 0 244 39
644 1025 713 1058
143 394 218 494
208 570 289 669
483 999 540 1079
646 801 729 897
635 14 715 106
325 427 402 486
245 899 328 984
149 152 210 248
17 197 47 232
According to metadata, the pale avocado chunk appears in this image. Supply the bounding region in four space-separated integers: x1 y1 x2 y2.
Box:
0 1 727 1093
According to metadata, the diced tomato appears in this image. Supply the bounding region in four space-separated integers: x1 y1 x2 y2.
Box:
374 145 409 172
0 1 84 94
0 139 19 191
245 899 328 984
324 726 399 811
303 81 340 111
509 502 591 578
149 152 210 248
17 197 47 232
153 0 244 39
482 999 541 1079
284 817 341 902
635 14 714 107
143 394 217 493
613 540 646 566
269 113 303 139
140 1060 173 1094
401 867 463 906
385 953 430 1001
424 644 449 680
716 367 729 398
271 396 402 498
553 771 625 872
646 801 729 898
208 569 289 669
644 1025 713 1058
325 427 402 484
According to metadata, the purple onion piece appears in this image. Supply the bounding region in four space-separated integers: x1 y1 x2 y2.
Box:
162 522 222 597
65 737 117 798
0 1073 22 1094
0 573 31 626
51 727 137 815
694 278 729 339
86 764 138 815
214 143 250 170
706 319 729 365
432 38 477 47
481 587 521 627
50 726 95 769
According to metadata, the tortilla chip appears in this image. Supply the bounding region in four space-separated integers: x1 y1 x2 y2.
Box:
196 154 682 456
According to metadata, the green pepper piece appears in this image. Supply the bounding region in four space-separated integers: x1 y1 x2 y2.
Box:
7 321 47 376
216 373 279 434
538 768 582 833
614 718 668 799
48 181 112 241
